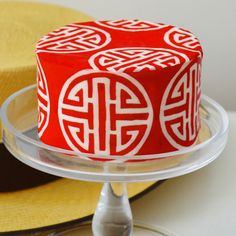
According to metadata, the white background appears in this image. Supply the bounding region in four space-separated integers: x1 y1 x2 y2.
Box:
38 0 236 111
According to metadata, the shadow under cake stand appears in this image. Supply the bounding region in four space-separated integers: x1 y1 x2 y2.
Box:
0 85 229 236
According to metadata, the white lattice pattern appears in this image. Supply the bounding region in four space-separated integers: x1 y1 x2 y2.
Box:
36 24 111 53
58 71 153 155
160 60 201 148
89 47 189 72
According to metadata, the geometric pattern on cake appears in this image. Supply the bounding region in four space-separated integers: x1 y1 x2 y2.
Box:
160 59 201 149
36 19 204 155
58 70 153 155
164 27 202 55
36 24 111 54
36 55 50 137
89 47 189 73
96 19 168 31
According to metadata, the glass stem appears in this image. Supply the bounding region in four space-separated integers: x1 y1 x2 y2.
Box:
92 182 133 236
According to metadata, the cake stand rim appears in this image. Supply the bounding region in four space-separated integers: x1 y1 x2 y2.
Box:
0 84 229 161
0 84 229 182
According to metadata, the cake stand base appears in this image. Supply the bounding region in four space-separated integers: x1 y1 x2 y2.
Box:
52 221 176 236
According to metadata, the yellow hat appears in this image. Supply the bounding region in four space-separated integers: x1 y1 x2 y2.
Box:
0 178 157 233
0 1 92 139
0 1 158 234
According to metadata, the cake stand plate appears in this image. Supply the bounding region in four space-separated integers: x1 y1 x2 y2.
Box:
0 85 229 236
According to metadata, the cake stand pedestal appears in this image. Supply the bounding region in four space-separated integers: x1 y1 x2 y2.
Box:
0 85 229 236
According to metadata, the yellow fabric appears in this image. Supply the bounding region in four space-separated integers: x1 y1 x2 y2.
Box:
0 1 93 140
0 179 155 232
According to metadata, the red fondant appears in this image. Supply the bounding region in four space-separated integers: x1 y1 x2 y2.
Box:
36 20 203 157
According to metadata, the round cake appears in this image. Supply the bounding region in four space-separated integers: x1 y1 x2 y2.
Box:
36 19 203 156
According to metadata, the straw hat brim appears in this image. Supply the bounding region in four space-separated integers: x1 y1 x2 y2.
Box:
0 179 161 234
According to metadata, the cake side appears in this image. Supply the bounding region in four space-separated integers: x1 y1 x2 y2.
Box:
36 19 203 156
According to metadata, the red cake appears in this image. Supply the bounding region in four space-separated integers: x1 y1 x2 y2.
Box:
36 19 203 156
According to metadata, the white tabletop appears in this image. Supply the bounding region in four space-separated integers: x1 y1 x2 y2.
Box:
131 111 236 236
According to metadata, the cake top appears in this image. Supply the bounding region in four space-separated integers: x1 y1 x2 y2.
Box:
36 19 203 73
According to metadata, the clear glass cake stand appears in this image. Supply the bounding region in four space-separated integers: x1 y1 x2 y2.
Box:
0 85 229 236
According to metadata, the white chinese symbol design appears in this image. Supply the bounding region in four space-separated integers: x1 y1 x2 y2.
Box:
96 20 168 31
164 27 202 55
160 59 201 149
89 47 189 73
58 70 153 155
37 55 50 137
36 24 111 53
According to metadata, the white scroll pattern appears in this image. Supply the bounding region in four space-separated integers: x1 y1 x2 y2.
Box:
96 20 168 31
36 24 111 53
89 47 189 73
58 70 153 155
160 60 201 149
37 55 50 137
